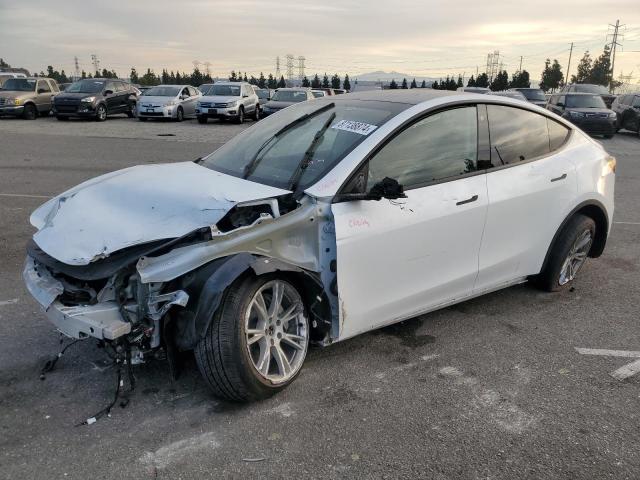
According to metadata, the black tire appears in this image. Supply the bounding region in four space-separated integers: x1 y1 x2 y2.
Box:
197 115 208 124
194 275 309 402
22 104 37 120
219 117 226 123
235 106 244 124
175 107 184 122
95 104 107 122
56 115 68 121
138 117 148 122
535 214 596 292
603 134 613 139
126 103 135 118
253 105 260 121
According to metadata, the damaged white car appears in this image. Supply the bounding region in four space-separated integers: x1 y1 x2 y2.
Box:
24 90 615 401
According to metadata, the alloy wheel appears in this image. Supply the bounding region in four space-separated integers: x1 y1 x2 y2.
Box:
558 229 593 285
244 280 308 384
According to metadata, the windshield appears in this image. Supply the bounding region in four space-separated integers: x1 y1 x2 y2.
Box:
65 80 105 93
256 89 269 99
199 84 215 95
201 100 404 190
518 89 546 101
566 95 606 109
142 86 181 97
208 84 241 96
574 84 609 95
1 78 36 91
272 90 308 102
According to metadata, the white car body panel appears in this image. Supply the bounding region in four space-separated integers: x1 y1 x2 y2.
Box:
30 162 290 266
333 174 488 340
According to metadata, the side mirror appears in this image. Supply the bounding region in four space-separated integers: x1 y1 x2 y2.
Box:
557 102 564 108
334 177 407 202
104 89 114 96
37 88 47 94
180 95 187 100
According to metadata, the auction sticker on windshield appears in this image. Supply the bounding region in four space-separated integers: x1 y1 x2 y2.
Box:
331 120 378 136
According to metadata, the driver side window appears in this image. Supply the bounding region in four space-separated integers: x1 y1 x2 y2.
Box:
367 106 478 190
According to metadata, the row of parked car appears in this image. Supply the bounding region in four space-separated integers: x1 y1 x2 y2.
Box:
0 75 347 125
457 84 639 138
1 75 638 138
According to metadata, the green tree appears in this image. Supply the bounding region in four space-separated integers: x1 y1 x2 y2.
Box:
509 70 530 88
277 75 286 88
169 71 176 83
0 58 9 68
301 76 310 87
81 70 87 79
311 74 321 88
389 79 398 89
331 74 341 89
243 73 248 82
229 70 238 81
249 75 258 85
267 74 277 89
420 79 426 88
322 74 330 88
410 78 417 88
343 74 351 91
540 59 564 92
191 67 203 86
456 75 463 88
588 45 612 87
161 69 169 84
401 78 408 89
139 68 159 86
130 67 139 84
467 75 476 87
175 71 182 84
572 51 592 83
475 73 489 87
489 70 509 91
432 80 439 90
258 72 266 88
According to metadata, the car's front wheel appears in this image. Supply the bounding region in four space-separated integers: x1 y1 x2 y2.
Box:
536 214 596 292
195 276 309 401
197 115 207 124
95 104 107 122
236 106 244 124
175 106 184 122
22 104 37 120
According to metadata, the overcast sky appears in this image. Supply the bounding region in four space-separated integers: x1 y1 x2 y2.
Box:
1 0 639 83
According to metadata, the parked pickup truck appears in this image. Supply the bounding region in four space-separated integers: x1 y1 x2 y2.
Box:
0 77 60 119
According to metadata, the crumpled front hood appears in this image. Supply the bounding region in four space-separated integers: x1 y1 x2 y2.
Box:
30 162 290 266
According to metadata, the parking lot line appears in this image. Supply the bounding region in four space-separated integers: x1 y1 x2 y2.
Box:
610 359 640 381
614 221 640 225
0 193 51 199
575 347 640 357
0 298 19 307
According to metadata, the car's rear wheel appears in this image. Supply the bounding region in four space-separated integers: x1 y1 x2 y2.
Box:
175 106 184 122
195 276 309 401
22 104 37 120
197 115 208 124
536 214 596 292
126 102 136 118
236 106 244 124
95 104 107 122
253 105 260 121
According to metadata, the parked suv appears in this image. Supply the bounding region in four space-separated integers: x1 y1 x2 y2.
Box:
196 82 259 124
262 88 314 115
52 78 138 121
509 88 547 107
559 84 616 108
0 71 27 88
547 92 616 137
611 92 640 135
0 77 59 119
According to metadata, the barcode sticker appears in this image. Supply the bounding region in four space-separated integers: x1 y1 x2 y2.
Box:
331 120 378 136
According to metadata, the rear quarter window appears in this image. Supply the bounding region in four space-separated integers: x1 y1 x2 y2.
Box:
547 118 570 151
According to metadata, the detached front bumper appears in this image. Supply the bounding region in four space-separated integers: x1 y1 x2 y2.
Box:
23 256 131 340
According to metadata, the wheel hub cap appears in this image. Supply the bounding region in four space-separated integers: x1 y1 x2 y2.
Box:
559 229 593 285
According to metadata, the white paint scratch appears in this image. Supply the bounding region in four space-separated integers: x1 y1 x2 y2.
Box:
0 298 18 307
140 432 219 469
439 366 536 434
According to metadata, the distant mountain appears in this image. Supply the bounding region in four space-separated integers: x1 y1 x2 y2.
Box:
353 70 437 83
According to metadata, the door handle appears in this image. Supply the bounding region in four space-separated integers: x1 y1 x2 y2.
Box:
550 173 567 182
456 195 478 206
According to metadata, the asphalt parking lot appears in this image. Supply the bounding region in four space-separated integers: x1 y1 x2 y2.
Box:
1 114 639 480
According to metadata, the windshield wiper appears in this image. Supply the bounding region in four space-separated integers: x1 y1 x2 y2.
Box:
287 111 337 194
242 102 335 179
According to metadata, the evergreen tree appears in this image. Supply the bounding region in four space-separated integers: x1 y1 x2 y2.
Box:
331 74 341 89
169 71 176 83
81 70 87 79
140 68 159 86
456 75 463 88
249 76 258 85
0 58 9 68
410 78 417 88
343 74 351 91
258 72 266 88
401 78 408 89
277 75 286 88
389 79 398 89
475 73 489 87
175 71 182 83
229 70 238 81
489 70 509 91
432 80 439 90
243 73 248 82
161 69 169 84
589 45 612 86
301 76 310 87
322 74 330 88
267 74 277 89
191 67 203 86
572 51 592 83
509 70 530 89
540 59 564 92
311 74 321 88
420 79 426 88
130 67 139 84
467 75 476 87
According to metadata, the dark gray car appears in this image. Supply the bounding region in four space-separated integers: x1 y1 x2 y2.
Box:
52 78 138 121
510 88 547 107
262 88 314 116
547 92 616 137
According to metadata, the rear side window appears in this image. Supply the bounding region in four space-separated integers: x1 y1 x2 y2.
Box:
367 106 478 189
547 119 570 151
487 105 549 166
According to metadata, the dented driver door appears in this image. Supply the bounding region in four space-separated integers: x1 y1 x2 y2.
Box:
331 104 488 341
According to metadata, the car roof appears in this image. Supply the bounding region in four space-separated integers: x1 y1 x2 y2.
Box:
561 92 602 96
334 89 463 105
276 87 310 91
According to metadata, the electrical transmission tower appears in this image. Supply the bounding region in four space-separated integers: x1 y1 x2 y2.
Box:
285 54 295 82
91 54 100 75
485 50 500 82
297 56 306 80
74 56 80 81
204 62 211 77
607 19 625 93
275 56 281 79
